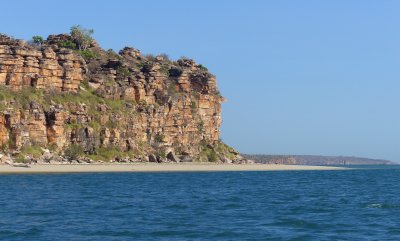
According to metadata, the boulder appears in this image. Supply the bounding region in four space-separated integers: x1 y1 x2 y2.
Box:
148 154 157 163
180 155 193 162
167 152 179 162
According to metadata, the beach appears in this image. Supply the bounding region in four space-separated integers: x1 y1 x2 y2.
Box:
0 163 348 174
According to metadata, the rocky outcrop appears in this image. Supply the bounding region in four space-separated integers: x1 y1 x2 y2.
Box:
0 35 86 92
0 33 240 163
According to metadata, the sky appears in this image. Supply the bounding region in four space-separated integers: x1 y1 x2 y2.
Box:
1 0 399 162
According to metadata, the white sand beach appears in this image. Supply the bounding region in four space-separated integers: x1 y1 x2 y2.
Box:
0 163 348 174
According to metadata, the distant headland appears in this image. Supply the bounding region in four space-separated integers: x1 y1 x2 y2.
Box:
243 154 396 165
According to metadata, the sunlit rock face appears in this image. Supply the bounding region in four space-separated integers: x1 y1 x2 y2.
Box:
0 36 86 92
0 34 239 163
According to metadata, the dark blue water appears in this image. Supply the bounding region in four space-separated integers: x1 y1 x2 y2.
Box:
1 166 400 240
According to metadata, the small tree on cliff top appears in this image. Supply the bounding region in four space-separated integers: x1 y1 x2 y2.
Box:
32 35 44 45
70 25 94 50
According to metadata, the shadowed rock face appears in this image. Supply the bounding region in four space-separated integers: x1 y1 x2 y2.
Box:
0 34 240 163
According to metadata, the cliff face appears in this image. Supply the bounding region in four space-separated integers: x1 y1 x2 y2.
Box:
0 36 86 92
0 34 241 163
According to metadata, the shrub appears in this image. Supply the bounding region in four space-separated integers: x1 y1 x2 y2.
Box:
157 53 170 61
106 49 118 58
167 82 177 96
20 145 43 158
32 35 44 45
88 147 129 161
58 40 77 49
0 143 9 152
197 120 204 133
70 25 94 50
0 87 13 101
197 140 221 162
207 150 219 162
64 144 84 160
80 80 90 89
136 62 145 69
155 133 165 143
144 54 156 61
159 65 170 75
0 86 46 109
104 79 114 87
157 148 167 159
14 155 27 163
215 141 237 160
198 64 208 71
199 145 219 162
117 66 131 78
105 120 118 129
105 99 124 112
77 49 97 59
88 121 101 131
138 99 148 108
47 143 58 152
96 147 121 160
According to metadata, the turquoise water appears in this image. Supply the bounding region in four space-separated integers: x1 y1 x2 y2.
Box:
1 166 400 240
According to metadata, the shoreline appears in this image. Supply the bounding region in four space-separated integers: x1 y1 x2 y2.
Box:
0 163 349 174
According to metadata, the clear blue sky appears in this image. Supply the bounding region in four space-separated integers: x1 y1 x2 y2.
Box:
2 0 399 162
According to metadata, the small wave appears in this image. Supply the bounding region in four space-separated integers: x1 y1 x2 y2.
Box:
164 204 188 209
2 227 43 238
366 203 383 208
270 219 321 229
365 203 400 209
82 230 138 237
222 203 241 208
212 230 241 238
112 204 134 210
0 230 16 236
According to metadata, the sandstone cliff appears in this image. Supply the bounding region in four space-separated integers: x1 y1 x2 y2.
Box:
0 33 243 164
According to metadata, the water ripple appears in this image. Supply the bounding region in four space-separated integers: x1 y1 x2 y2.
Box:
0 166 400 240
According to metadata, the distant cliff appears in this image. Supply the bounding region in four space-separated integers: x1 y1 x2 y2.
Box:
0 30 244 164
243 154 395 165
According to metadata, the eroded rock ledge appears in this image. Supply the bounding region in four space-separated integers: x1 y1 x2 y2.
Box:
0 33 246 164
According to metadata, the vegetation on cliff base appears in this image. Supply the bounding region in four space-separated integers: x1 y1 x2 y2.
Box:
64 144 85 160
197 141 238 162
20 145 44 158
13 145 44 163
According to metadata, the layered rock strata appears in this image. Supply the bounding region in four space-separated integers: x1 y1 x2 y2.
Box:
0 34 241 163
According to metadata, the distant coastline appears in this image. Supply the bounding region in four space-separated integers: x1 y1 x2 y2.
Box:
243 154 396 165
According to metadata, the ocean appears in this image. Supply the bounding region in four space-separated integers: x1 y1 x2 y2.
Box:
1 166 400 240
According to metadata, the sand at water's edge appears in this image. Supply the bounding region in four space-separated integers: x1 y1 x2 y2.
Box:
0 163 348 174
